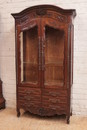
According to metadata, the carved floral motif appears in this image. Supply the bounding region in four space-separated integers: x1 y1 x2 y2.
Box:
36 9 47 16
47 12 67 23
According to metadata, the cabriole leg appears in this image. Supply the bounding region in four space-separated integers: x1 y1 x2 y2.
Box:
17 109 20 117
66 115 70 124
70 111 72 116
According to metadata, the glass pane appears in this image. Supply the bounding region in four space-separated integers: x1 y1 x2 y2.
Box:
44 26 64 86
20 26 38 84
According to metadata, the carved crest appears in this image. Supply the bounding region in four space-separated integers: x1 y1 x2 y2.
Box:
36 8 47 16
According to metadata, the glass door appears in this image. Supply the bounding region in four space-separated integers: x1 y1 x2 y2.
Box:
19 24 41 87
44 26 65 88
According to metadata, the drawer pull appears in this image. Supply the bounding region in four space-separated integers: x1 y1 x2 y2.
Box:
26 90 34 94
51 107 56 110
27 98 31 101
26 91 32 95
50 105 61 109
25 95 31 99
49 92 59 96
49 99 60 103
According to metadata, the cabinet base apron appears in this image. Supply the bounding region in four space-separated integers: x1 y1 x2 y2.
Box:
17 107 71 124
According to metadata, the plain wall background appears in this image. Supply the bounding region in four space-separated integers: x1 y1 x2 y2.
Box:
0 0 87 115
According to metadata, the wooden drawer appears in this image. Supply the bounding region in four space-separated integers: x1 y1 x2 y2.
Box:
43 89 67 97
42 97 67 110
43 95 67 104
42 89 67 111
18 87 41 107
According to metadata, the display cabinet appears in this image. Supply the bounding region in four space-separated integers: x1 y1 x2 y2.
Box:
12 5 76 124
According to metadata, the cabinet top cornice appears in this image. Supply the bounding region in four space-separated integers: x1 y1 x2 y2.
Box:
11 4 76 19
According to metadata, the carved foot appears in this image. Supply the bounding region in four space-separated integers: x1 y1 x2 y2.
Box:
2 104 5 109
0 98 5 110
17 109 20 117
70 108 72 116
66 116 70 124
70 111 72 116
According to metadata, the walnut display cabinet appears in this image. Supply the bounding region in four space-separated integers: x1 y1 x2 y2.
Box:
12 5 76 124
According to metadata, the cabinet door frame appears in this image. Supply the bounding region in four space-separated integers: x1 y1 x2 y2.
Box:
40 18 68 89
16 19 42 88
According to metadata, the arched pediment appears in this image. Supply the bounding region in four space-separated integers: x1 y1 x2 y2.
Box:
11 5 76 19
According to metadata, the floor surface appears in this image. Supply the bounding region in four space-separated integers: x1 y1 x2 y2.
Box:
0 108 87 130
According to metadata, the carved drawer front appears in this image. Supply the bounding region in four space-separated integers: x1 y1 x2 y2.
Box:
18 88 26 103
42 89 67 111
25 88 41 107
18 87 41 108
43 89 67 97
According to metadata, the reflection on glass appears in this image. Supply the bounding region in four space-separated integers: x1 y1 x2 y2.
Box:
44 26 64 86
20 26 38 84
